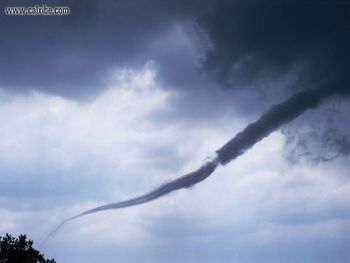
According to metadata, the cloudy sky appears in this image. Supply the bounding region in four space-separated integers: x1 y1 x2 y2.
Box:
0 0 349 262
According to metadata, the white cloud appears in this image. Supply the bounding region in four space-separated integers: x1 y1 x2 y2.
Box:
0 63 349 263
247 218 350 243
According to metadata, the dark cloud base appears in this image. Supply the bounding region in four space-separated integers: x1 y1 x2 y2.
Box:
1 1 348 97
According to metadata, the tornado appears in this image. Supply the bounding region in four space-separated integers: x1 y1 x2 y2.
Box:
46 157 219 239
47 84 347 239
65 158 219 222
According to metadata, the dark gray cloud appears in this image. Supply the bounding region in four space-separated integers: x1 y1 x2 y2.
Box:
0 0 204 98
1 0 348 99
199 0 350 93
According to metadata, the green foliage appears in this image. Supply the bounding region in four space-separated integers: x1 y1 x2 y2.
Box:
0 233 56 263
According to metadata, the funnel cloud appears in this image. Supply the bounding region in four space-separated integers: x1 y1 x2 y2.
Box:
55 84 346 232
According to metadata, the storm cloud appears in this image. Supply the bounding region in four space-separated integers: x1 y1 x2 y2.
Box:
1 1 348 97
199 0 349 91
0 1 349 262
0 0 204 97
